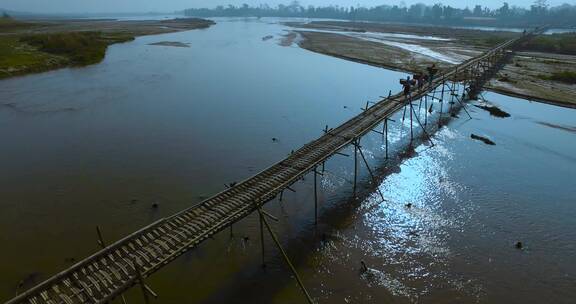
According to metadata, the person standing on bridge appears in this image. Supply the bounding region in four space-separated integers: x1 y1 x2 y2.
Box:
415 72 425 91
427 63 438 87
401 76 413 97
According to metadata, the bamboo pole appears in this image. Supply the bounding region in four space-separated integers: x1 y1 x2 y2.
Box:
257 208 315 304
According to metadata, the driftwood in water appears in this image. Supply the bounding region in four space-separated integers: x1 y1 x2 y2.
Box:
471 134 496 145
474 104 511 118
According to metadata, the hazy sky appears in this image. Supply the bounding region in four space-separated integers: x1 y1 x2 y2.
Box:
1 0 574 14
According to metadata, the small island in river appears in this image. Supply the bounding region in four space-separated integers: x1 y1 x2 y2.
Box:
149 41 191 47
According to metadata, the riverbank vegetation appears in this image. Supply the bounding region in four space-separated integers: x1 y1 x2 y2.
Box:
0 18 214 79
0 14 37 30
539 71 576 84
22 32 134 65
184 1 576 27
522 33 576 55
0 32 134 79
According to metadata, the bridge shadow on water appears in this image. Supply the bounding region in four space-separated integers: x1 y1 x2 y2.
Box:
195 88 473 303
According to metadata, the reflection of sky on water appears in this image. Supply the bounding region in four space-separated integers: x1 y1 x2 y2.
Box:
362 131 458 260
310 118 486 301
309 89 576 303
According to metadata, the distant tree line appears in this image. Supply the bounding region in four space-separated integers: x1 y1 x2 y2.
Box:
183 0 576 27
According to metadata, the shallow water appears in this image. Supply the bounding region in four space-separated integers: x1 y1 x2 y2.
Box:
0 17 575 304
451 25 574 35
297 27 460 64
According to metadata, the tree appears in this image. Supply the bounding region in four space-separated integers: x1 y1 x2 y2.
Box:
431 3 443 19
181 2 576 27
531 0 548 16
408 3 426 19
2 12 11 19
473 5 483 16
534 0 548 8
499 2 510 16
288 1 302 13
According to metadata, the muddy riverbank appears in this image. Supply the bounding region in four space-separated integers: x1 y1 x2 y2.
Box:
288 21 576 107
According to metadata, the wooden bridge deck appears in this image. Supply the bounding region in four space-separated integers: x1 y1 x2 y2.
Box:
5 30 541 304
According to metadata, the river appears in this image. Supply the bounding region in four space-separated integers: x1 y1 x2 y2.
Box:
0 17 575 304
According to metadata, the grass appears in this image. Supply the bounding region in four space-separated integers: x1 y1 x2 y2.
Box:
539 71 576 84
0 16 37 31
0 36 66 78
522 33 576 55
0 31 134 79
478 35 510 47
21 32 134 65
0 17 215 79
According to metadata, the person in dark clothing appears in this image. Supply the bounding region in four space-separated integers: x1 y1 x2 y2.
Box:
426 64 438 86
401 76 412 96
415 72 425 90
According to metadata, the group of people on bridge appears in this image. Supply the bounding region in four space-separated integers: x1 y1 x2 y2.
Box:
400 63 439 98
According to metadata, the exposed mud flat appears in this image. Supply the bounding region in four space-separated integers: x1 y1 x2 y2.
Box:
486 51 576 107
149 41 190 47
288 21 576 107
295 29 475 74
279 31 298 47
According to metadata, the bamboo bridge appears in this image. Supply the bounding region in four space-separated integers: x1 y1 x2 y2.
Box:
4 28 545 304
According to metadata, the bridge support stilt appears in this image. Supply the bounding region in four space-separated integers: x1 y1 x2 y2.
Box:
410 101 414 142
96 226 106 248
259 211 266 268
353 142 385 202
139 281 150 304
402 104 407 122
257 208 315 304
454 94 472 119
384 119 389 160
424 95 428 126
96 226 129 304
133 259 155 304
353 140 358 196
449 78 459 114
313 167 322 225
409 101 435 147
439 79 445 127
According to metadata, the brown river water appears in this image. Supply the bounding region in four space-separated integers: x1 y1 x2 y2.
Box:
0 18 575 303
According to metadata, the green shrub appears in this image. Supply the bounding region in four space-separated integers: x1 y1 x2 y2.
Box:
482 36 508 46
0 16 33 31
522 33 576 55
21 32 134 65
541 71 576 84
